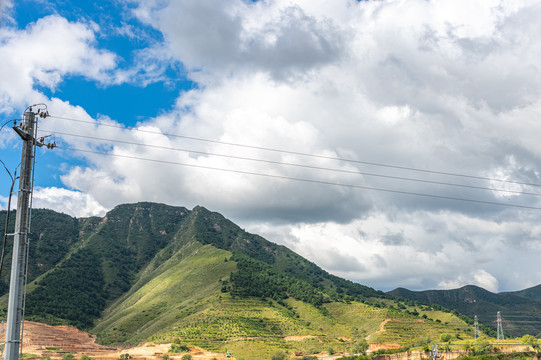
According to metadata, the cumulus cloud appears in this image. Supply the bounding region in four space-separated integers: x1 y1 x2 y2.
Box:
0 15 118 114
132 0 346 81
33 187 107 218
5 0 541 292
249 210 541 292
439 270 500 293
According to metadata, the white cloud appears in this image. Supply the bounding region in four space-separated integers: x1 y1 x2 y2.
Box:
33 187 107 218
248 210 541 292
0 195 9 210
0 15 118 114
132 0 346 82
0 0 13 24
439 270 500 293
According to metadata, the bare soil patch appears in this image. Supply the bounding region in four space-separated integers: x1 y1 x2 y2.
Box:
284 335 316 341
368 343 402 352
20 321 232 360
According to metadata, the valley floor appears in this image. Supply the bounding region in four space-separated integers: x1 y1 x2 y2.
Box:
16 321 536 360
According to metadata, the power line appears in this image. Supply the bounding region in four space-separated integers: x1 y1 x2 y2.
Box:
41 129 541 198
47 115 541 188
55 145 541 211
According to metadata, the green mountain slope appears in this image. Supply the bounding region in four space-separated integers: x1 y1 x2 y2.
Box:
94 242 235 344
507 284 541 301
0 203 490 359
388 285 541 338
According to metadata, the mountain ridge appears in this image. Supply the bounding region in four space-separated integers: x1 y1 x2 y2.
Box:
0 202 516 358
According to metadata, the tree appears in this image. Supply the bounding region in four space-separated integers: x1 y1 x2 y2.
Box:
440 333 452 343
473 338 492 355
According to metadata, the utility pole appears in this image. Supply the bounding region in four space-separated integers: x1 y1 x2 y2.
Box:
474 315 479 340
3 106 52 360
3 109 36 360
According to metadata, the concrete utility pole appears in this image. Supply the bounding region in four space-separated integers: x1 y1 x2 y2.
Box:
3 107 46 360
3 106 53 360
3 110 36 360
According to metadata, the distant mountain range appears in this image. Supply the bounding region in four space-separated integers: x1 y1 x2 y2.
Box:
0 202 535 358
388 285 541 338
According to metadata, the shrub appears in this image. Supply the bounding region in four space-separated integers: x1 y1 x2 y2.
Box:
271 351 287 360
352 339 369 355
521 334 538 347
473 338 492 355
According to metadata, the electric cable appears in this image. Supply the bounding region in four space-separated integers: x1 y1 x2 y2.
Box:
55 145 541 211
0 161 17 279
47 114 541 189
41 129 541 198
0 119 21 132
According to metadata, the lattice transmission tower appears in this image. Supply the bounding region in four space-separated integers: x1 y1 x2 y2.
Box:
474 315 479 339
496 311 504 340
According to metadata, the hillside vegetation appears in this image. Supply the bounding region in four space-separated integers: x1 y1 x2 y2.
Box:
388 285 541 338
0 203 485 359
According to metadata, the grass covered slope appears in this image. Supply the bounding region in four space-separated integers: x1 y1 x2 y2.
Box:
93 242 235 344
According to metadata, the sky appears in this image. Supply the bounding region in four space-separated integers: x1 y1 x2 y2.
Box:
1 0 541 294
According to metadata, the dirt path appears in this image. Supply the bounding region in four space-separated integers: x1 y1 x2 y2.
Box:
365 319 401 353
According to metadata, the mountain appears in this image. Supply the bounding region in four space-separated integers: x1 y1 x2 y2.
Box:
505 284 541 301
0 203 478 359
388 285 541 338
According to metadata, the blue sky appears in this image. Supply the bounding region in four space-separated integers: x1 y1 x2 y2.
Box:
6 0 190 125
2 0 541 293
